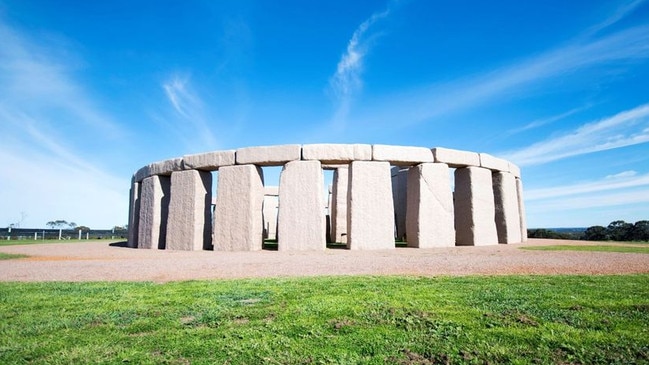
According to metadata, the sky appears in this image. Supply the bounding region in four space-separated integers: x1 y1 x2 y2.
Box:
1 0 648 229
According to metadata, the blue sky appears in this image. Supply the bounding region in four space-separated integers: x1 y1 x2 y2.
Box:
1 0 648 229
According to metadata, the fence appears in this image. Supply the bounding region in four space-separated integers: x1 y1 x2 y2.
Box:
0 228 128 241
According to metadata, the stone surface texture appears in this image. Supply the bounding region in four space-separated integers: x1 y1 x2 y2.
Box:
432 147 481 167
127 182 141 248
166 170 212 251
182 150 235 171
516 178 528 242
493 172 522 244
134 166 150 183
137 175 170 249
149 158 184 176
347 161 395 250
373 145 434 166
479 153 510 172
406 163 455 247
330 166 349 243
454 167 498 246
236 144 301 166
277 161 326 250
509 162 521 178
213 165 265 251
302 144 372 164
391 167 408 240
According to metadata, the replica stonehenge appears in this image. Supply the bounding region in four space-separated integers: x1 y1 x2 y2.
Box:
128 144 527 251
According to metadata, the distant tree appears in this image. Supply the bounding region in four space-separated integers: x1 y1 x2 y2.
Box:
607 220 634 241
76 226 91 232
631 220 649 241
46 220 69 229
113 225 127 231
527 229 573 240
68 222 78 229
582 226 608 241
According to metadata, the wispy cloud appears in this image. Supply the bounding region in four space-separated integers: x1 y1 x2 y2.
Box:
583 0 648 37
328 5 393 129
161 74 219 150
0 18 128 228
502 103 649 166
526 170 649 200
506 105 591 135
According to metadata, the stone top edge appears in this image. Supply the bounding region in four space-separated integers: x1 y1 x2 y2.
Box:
132 144 520 182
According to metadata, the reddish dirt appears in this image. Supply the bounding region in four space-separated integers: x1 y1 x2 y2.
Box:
0 239 647 282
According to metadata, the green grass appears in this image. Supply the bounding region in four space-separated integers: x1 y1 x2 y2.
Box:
0 252 28 260
522 244 649 254
1 276 648 364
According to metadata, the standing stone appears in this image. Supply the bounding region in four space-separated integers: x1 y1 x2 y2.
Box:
406 163 455 247
454 166 498 246
492 172 522 243
262 187 279 241
391 167 408 241
277 161 326 251
213 165 265 251
166 170 212 250
127 180 141 248
138 175 171 249
516 177 528 242
347 161 395 250
331 166 349 243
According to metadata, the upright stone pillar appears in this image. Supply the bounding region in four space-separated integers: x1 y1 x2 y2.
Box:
516 177 528 242
262 187 279 241
406 163 455 247
166 170 212 250
454 166 498 246
127 180 140 248
138 175 170 249
331 166 349 243
213 165 264 251
493 172 522 243
277 161 326 250
347 161 395 250
391 167 408 240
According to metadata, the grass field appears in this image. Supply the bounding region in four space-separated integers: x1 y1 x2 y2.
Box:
1 275 648 364
0 252 28 260
521 244 649 254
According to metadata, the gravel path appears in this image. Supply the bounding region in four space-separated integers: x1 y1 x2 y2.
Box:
1 239 647 282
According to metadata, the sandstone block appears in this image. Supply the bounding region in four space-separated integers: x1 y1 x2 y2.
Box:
149 158 184 176
134 166 151 182
277 161 326 250
301 144 372 163
454 166 498 246
127 181 141 248
213 165 265 251
479 153 510 172
509 162 521 178
236 144 301 166
406 163 455 247
493 172 522 243
373 145 434 166
516 178 528 242
264 186 279 196
137 175 170 249
182 150 235 171
347 161 395 250
391 167 408 240
166 170 212 250
331 166 349 243
432 147 480 167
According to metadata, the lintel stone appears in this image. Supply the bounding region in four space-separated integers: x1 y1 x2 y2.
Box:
432 147 480 167
509 162 521 178
149 158 184 176
134 166 151 182
302 144 372 164
183 150 235 171
373 145 434 166
479 153 510 172
236 144 301 166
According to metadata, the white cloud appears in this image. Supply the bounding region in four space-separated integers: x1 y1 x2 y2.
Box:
526 171 649 200
506 105 591 135
502 103 649 166
161 74 219 150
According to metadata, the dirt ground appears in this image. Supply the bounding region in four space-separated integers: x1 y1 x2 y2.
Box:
0 239 647 282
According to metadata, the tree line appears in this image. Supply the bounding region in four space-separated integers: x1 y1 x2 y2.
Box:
528 220 649 241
